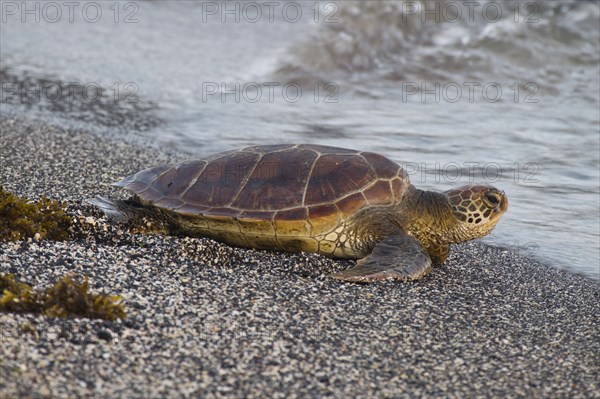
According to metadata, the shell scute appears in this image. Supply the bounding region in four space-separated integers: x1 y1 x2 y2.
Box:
275 207 308 221
204 210 240 233
238 211 275 235
304 154 376 205
150 166 180 196
238 210 276 221
175 203 210 216
391 177 408 203
309 204 341 232
135 164 171 185
277 237 319 253
184 151 260 207
363 180 393 205
138 186 165 203
275 207 311 236
159 160 208 199
153 197 185 210
114 164 172 193
205 207 241 219
118 179 149 194
360 152 401 179
335 192 368 219
231 147 318 210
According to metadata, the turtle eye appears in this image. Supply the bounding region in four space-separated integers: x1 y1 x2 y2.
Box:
483 192 501 208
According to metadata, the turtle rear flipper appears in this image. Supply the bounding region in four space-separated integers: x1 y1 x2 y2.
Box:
88 197 130 222
88 196 150 223
331 233 432 282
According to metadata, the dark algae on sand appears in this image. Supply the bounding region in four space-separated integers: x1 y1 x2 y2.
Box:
0 274 126 321
0 187 126 320
0 186 72 242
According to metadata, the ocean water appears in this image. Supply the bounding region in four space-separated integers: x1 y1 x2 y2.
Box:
1 1 599 278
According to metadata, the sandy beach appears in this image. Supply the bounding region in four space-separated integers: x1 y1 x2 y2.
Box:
0 116 598 398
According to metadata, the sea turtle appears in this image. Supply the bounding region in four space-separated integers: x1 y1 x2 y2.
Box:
91 144 508 282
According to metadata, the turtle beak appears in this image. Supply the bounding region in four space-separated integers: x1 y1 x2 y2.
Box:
499 191 508 212
488 190 507 221
493 191 508 218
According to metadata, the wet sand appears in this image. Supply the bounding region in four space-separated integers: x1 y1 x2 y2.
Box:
0 116 598 398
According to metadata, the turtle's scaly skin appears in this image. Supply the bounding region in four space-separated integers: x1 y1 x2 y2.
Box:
115 144 410 258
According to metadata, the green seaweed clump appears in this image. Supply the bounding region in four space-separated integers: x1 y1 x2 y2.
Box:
0 186 72 241
0 274 39 313
0 274 126 321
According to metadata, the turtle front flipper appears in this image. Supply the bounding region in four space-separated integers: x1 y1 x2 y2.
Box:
331 233 432 282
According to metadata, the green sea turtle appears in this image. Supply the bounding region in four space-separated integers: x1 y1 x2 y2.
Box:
91 144 508 282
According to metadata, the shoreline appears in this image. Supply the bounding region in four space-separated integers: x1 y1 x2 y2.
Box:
1 116 598 398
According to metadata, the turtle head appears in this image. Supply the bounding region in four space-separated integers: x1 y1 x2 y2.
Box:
444 184 508 241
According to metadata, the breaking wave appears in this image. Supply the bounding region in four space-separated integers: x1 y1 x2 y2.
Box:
275 0 600 96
